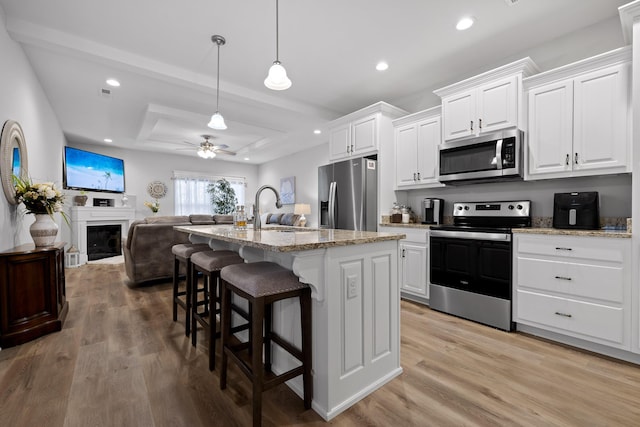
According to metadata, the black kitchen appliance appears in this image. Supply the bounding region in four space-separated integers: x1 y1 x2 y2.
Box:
429 200 531 331
422 198 443 225
553 192 599 230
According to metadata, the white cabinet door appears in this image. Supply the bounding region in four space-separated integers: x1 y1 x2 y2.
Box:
573 64 629 173
329 124 350 161
395 124 419 187
351 114 378 156
416 117 440 185
477 76 518 134
442 90 475 141
527 79 574 177
400 241 428 298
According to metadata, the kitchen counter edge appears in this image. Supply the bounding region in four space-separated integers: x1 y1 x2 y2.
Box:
512 228 631 238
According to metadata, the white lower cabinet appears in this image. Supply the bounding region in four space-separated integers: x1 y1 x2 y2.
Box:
513 234 631 350
385 227 429 303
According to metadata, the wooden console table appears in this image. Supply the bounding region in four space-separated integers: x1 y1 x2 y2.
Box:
0 242 68 348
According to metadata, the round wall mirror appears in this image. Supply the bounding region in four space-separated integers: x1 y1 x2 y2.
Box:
1 120 29 205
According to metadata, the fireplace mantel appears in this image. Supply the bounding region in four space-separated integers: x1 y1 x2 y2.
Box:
70 206 136 264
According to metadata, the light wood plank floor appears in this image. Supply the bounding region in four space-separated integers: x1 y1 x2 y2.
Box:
1 263 640 426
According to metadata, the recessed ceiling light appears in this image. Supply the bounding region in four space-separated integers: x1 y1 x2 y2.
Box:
376 61 389 71
104 138 113 143
313 129 322 135
244 157 250 161
456 16 475 31
106 79 120 87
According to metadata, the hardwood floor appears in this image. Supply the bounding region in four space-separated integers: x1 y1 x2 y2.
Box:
1 263 640 426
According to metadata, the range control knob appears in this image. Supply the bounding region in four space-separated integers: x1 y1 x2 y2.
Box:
464 205 469 211
457 206 463 211
517 204 523 210
508 205 514 210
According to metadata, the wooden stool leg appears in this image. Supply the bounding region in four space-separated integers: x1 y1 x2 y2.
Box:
264 303 272 373
208 271 219 371
301 288 312 409
252 297 265 427
172 257 179 322
220 279 232 390
185 258 192 336
191 264 200 347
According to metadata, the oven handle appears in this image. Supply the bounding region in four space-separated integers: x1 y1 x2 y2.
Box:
430 229 511 242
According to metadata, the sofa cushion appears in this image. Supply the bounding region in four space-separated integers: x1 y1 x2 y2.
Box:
267 213 283 224
189 214 216 225
214 214 234 224
145 215 190 224
280 213 300 226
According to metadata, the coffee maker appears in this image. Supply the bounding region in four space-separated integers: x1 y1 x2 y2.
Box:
422 198 444 225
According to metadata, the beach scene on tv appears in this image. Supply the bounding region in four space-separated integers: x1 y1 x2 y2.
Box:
65 147 125 192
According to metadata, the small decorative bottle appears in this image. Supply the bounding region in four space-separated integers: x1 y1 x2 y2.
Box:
234 205 247 230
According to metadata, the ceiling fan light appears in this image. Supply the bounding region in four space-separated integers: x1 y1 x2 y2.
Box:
207 112 227 130
264 61 292 90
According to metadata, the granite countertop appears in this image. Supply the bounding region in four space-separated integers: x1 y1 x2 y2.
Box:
174 225 406 252
379 223 433 229
512 228 632 238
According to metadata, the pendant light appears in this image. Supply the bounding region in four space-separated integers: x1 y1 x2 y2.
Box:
264 0 292 90
208 35 228 130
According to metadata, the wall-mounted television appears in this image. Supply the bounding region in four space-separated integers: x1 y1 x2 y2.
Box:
63 146 125 193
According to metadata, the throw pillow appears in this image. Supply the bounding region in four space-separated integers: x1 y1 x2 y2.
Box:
267 213 283 224
280 213 300 226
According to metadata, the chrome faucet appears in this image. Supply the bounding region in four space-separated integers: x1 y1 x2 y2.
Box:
253 185 283 230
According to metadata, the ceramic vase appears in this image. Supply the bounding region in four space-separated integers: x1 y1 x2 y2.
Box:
30 214 59 247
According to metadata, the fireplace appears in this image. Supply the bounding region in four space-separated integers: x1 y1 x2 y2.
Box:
87 224 122 261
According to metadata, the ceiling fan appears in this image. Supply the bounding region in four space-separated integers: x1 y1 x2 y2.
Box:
177 135 236 159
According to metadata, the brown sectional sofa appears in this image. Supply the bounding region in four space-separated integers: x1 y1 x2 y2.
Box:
123 214 233 284
123 212 301 285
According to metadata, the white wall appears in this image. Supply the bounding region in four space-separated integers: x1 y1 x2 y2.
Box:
66 142 259 214
257 143 329 228
0 6 67 251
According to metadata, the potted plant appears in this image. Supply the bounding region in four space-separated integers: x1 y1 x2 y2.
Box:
207 178 237 214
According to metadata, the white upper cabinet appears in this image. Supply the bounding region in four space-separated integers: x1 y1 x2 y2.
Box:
525 47 631 179
393 107 443 189
435 58 539 143
328 102 407 162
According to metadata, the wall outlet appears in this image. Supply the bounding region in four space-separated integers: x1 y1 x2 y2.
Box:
347 276 358 299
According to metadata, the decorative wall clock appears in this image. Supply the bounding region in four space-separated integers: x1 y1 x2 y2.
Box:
146 180 168 199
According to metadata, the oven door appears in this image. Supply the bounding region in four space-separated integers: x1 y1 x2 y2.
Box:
429 230 512 299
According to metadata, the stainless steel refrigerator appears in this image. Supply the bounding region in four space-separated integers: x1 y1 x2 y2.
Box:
318 156 377 231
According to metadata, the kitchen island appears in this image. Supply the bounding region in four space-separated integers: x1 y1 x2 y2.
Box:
174 225 405 421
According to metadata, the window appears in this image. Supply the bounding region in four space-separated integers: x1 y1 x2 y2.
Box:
173 171 245 215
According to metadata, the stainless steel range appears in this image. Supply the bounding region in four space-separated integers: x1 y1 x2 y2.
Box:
429 200 531 331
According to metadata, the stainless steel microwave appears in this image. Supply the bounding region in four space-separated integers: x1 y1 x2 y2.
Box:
438 128 523 184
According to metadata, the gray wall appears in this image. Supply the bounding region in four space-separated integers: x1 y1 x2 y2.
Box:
398 174 631 220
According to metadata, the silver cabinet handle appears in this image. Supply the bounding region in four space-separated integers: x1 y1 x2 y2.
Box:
479 118 482 129
555 247 572 251
565 154 570 166
470 120 474 131
402 249 406 258
574 152 579 164
555 276 572 281
413 172 417 181
555 312 572 318
351 144 354 154
417 172 421 180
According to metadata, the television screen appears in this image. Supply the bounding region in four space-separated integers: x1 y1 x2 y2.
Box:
63 146 125 193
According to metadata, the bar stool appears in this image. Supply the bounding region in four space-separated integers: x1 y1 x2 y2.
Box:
190 250 245 371
172 243 211 336
219 261 312 427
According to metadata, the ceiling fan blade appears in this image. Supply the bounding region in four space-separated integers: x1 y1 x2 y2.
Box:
214 149 236 156
178 140 198 147
211 144 229 150
175 148 195 151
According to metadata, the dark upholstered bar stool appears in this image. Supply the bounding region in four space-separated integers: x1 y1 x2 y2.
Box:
171 243 211 336
219 261 312 427
190 250 245 371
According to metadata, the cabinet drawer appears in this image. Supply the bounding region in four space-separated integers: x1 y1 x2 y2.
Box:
516 290 624 345
516 236 625 263
516 257 623 303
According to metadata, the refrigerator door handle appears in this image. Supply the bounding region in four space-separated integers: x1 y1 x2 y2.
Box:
328 181 337 228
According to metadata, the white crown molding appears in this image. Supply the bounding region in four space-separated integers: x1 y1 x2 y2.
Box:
328 101 408 127
433 57 540 98
523 46 632 89
5 17 340 122
619 0 640 44
391 105 441 127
